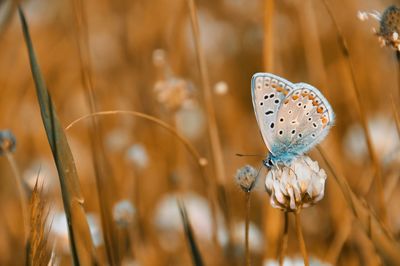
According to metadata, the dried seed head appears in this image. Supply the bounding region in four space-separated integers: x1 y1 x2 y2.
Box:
113 200 136 228
235 165 258 192
154 78 191 111
265 156 327 211
0 130 16 155
359 6 400 51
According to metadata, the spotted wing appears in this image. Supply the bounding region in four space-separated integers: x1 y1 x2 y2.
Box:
272 82 335 158
251 73 296 154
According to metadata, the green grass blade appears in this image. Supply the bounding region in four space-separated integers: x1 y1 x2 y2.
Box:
178 200 204 266
18 6 95 266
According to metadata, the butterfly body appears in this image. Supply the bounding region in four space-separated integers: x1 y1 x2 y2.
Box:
251 73 334 169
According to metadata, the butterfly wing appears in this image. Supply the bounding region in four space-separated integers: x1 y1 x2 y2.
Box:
271 82 334 161
251 73 297 155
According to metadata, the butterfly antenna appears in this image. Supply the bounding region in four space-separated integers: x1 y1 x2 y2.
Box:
235 153 264 158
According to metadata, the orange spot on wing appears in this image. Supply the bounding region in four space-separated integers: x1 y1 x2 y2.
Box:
276 86 283 92
292 95 299 100
283 90 288 95
313 100 319 106
321 117 328 124
284 99 289 104
317 106 324 113
308 95 315 100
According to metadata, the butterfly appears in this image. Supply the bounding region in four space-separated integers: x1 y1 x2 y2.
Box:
251 73 335 169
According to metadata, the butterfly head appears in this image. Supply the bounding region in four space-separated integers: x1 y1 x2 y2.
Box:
263 153 275 169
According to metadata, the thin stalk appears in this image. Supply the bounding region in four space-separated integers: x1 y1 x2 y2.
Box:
245 192 251 266
186 0 225 184
278 212 289 266
182 1 227 247
321 0 387 225
294 211 309 266
397 51 400 101
264 0 275 71
4 150 28 241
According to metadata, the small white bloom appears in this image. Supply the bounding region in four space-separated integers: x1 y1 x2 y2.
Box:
265 156 327 211
263 256 331 266
357 11 369 21
48 211 103 253
214 81 229 95
113 200 136 228
125 144 149 169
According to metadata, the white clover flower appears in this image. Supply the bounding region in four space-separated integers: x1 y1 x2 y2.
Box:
265 156 327 211
113 199 136 228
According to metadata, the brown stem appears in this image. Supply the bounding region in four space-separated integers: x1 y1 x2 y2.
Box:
278 212 289 266
295 211 309 266
4 150 28 241
245 192 251 266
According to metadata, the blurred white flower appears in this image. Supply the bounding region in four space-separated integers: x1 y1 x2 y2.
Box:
264 256 331 266
232 221 264 253
23 158 57 191
154 78 191 111
265 156 327 211
343 114 399 163
186 10 238 63
152 49 167 67
105 129 131 152
214 81 229 95
153 192 219 251
125 144 149 169
113 199 136 228
48 211 103 253
174 101 205 140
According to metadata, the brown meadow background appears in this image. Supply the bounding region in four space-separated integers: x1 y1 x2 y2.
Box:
0 0 400 265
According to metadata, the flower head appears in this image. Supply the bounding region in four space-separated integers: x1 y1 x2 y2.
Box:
0 130 16 155
235 165 258 192
265 156 327 211
358 6 400 51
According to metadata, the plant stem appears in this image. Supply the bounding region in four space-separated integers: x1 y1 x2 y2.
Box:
295 211 309 266
4 150 28 241
278 212 289 266
245 192 251 266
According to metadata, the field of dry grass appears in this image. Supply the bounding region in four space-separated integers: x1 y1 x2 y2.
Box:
0 0 400 265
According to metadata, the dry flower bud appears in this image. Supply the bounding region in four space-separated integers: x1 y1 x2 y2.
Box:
154 78 190 111
265 156 327 211
0 130 16 155
235 165 258 192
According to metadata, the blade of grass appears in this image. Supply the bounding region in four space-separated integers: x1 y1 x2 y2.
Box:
178 199 204 266
18 7 96 265
71 0 120 264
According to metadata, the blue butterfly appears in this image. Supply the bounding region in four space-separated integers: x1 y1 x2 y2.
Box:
251 73 335 169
